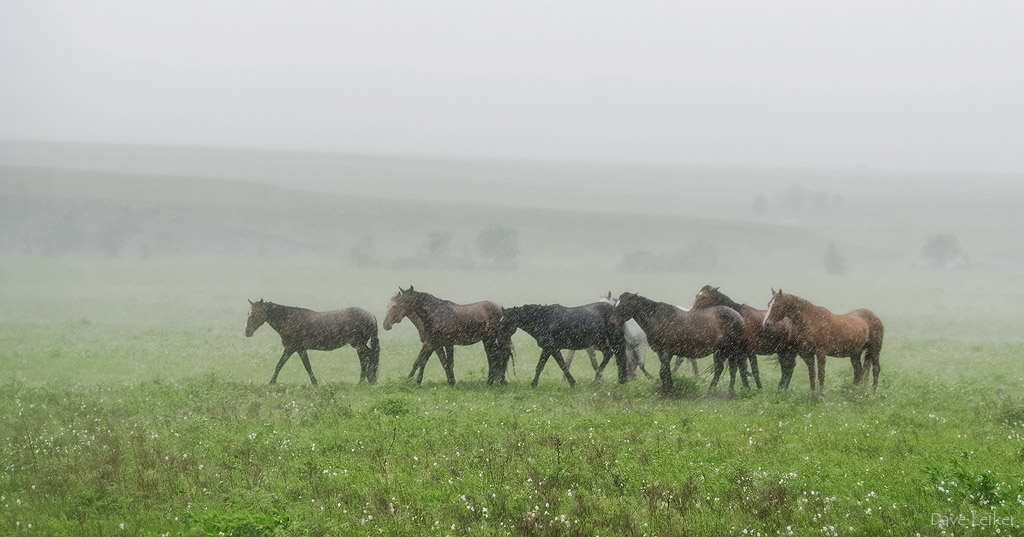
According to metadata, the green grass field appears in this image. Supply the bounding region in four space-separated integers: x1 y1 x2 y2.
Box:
2 257 1023 536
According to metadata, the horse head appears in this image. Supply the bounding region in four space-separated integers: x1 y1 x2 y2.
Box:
614 292 645 322
495 307 522 340
692 285 721 309
383 288 410 330
245 299 267 337
763 288 786 329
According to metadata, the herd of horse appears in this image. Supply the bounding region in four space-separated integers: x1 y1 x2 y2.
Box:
244 286 884 396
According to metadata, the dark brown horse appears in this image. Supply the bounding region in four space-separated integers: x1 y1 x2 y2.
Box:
383 302 454 383
763 289 884 394
245 299 380 385
382 286 510 386
692 285 803 390
615 292 750 395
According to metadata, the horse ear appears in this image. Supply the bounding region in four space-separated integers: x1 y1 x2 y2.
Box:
713 286 719 292
409 285 414 291
771 287 776 295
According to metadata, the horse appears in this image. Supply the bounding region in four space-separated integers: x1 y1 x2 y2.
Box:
245 299 380 385
565 293 653 382
382 286 510 386
763 289 884 394
496 302 626 387
386 307 454 384
692 285 805 390
614 292 750 395
567 293 700 381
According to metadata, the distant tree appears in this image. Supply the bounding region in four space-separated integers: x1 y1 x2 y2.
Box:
476 225 519 269
921 233 963 268
350 236 380 268
423 231 453 258
824 241 847 275
751 192 768 214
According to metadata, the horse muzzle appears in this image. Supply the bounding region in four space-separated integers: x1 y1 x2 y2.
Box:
245 329 254 337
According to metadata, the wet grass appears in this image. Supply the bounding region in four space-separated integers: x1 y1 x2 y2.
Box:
1 258 1023 535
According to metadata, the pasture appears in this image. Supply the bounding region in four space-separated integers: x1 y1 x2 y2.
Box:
2 257 1023 536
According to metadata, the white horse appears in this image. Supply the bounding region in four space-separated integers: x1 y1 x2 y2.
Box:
566 293 700 381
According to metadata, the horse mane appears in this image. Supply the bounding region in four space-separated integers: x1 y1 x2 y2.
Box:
405 289 456 315
780 292 830 316
506 304 552 327
623 293 674 315
707 287 743 312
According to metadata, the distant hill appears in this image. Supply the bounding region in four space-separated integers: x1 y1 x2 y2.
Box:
1 141 1021 271
0 164 826 272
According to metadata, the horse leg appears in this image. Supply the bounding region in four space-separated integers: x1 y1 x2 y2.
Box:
552 350 577 388
531 350 551 388
688 358 700 379
269 349 295 384
591 347 607 382
671 356 682 373
484 339 508 386
737 355 750 390
635 345 654 379
623 344 637 381
871 353 880 392
298 350 318 385
726 352 738 395
803 354 816 392
658 352 673 395
816 353 826 395
439 346 456 386
851 352 864 385
749 353 763 389
355 344 368 384
778 353 796 390
594 349 615 383
708 353 725 395
413 345 434 386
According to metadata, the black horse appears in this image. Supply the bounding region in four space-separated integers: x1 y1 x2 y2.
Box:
497 302 626 387
245 299 380 384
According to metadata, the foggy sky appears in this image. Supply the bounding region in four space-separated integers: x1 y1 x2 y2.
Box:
1 1 1022 174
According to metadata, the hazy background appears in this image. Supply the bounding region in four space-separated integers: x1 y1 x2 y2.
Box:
2 1 1023 172
1 1 1023 306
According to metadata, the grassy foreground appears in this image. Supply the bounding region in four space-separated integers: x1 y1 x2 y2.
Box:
1 258 1023 536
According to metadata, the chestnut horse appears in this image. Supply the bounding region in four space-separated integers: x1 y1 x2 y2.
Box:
615 292 750 395
496 303 626 388
763 289 884 394
692 285 803 390
245 299 379 385
382 286 510 386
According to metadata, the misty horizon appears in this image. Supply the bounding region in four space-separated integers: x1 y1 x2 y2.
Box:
2 1 1023 175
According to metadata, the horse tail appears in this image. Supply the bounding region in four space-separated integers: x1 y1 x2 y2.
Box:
861 310 884 391
716 307 750 375
363 311 381 383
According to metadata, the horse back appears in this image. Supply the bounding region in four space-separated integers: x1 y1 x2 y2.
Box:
848 308 884 346
298 307 377 350
645 305 741 356
801 306 874 356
